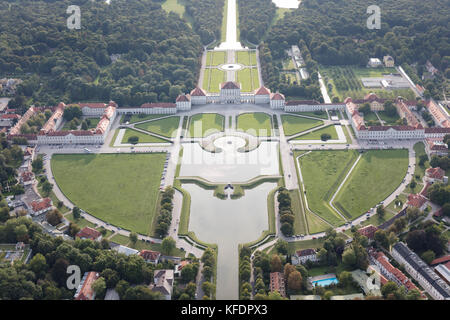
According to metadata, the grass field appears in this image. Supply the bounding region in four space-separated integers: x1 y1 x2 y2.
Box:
51 153 166 235
65 212 97 229
237 68 252 92
290 189 307 235
121 129 168 144
294 125 339 140
251 68 260 89
161 0 185 16
207 51 226 66
123 114 165 124
298 150 358 226
281 115 323 136
86 118 100 129
334 149 409 220
236 51 257 66
203 68 226 93
377 111 400 125
188 113 225 137
135 116 180 138
305 211 331 234
413 142 430 180
237 112 272 136
287 111 329 120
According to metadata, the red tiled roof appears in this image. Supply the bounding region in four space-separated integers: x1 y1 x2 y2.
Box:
31 198 52 212
424 127 450 134
375 252 419 292
367 125 417 131
140 250 161 261
141 103 176 109
44 130 95 136
77 103 107 108
430 255 450 266
286 100 321 106
76 227 102 241
407 193 427 208
190 87 206 96
270 92 285 100
426 167 445 180
221 81 240 90
75 272 99 300
254 86 271 95
357 225 378 239
176 94 190 102
296 248 316 257
0 114 20 119
20 171 34 182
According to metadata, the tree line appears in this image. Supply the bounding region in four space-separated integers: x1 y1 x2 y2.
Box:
237 0 276 44
1 0 202 108
184 0 225 45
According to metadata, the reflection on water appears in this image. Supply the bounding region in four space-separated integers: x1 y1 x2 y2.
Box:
183 182 277 299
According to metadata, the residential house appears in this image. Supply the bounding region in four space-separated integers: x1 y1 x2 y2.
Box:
291 248 318 265
30 197 52 216
391 242 450 300
368 58 383 68
406 193 428 211
383 55 394 67
76 227 102 242
357 225 378 240
139 250 161 264
269 272 286 297
425 167 447 184
74 272 100 300
151 269 174 300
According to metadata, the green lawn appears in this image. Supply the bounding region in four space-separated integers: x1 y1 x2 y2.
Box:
110 234 130 246
413 142 429 180
129 240 185 257
294 125 339 141
363 111 381 125
236 51 256 66
135 116 180 138
86 118 100 129
287 111 329 120
377 111 400 125
65 212 97 229
207 51 226 66
237 68 252 92
305 211 331 234
121 129 168 144
251 68 260 89
281 115 323 136
51 153 166 235
124 114 166 124
188 113 224 137
161 0 185 16
297 150 358 226
334 150 409 220
386 193 407 213
290 189 307 235
287 238 327 254
237 112 272 136
206 69 226 93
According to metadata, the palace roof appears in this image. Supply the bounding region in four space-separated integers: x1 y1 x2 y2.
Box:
221 81 240 90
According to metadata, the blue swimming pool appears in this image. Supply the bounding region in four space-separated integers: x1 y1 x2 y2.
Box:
312 277 339 287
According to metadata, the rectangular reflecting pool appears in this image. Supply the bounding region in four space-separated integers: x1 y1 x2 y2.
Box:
183 182 277 299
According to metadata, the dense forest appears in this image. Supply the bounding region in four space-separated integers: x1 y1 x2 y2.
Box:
262 0 450 100
237 0 276 45
0 0 203 108
184 0 225 45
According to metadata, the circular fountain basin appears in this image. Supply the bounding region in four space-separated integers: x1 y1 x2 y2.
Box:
213 136 246 152
219 63 243 71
